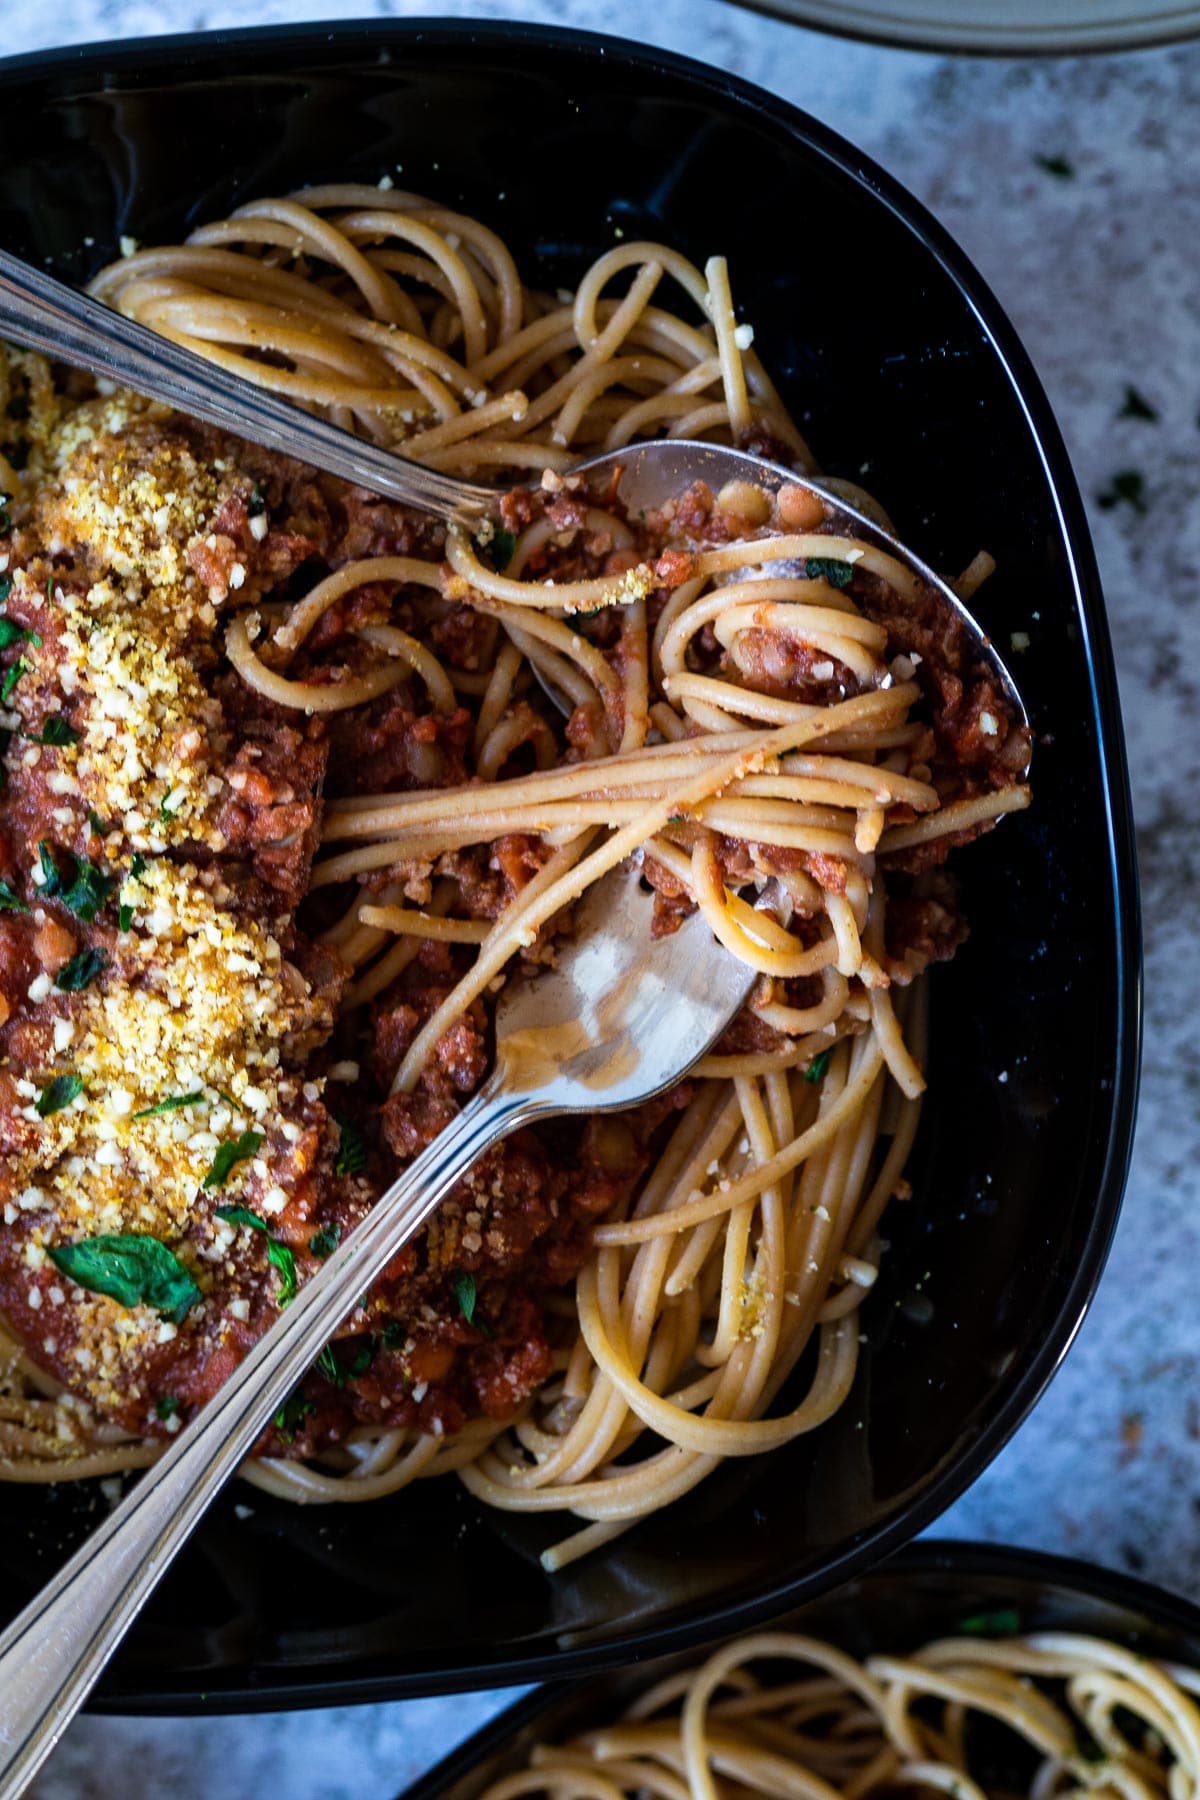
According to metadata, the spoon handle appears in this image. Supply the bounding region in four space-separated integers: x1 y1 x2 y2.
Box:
0 1076 535 1800
0 247 494 527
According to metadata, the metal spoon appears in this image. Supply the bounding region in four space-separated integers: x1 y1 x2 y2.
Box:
0 249 1028 735
0 864 756 1797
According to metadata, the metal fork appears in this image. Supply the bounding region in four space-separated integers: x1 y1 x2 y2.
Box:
0 864 757 1797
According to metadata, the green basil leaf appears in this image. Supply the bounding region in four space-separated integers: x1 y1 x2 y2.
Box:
273 1390 315 1441
35 1073 84 1117
346 1338 374 1377
476 524 516 572
155 1394 180 1420
268 1238 297 1306
133 1091 204 1119
804 1049 831 1084
48 1233 201 1324
37 841 116 924
316 1344 346 1387
452 1271 494 1337
202 1129 264 1189
332 1113 366 1177
308 1224 341 1258
0 616 39 650
28 715 78 748
54 946 108 993
214 1203 270 1231
803 557 854 589
0 878 29 913
1 658 27 703
88 809 112 837
958 1608 1021 1637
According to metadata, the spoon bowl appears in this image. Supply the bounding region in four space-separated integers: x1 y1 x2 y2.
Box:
0 248 1028 758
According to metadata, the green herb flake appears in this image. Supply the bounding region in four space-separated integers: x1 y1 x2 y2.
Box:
1035 153 1075 178
452 1270 494 1338
308 1224 342 1258
267 1239 297 1306
54 946 108 993
88 810 112 837
118 902 134 933
346 1339 374 1377
273 1390 316 1442
1118 385 1158 423
48 1233 201 1324
0 879 29 913
155 1395 180 1420
332 1113 367 1178
1097 469 1147 514
477 524 516 572
1 658 27 704
316 1344 346 1387
803 557 854 589
35 1073 84 1117
958 1607 1021 1637
27 715 79 748
158 789 178 823
248 482 267 518
381 1321 407 1351
0 575 9 604
134 1091 204 1120
214 1203 270 1231
202 1129 265 1190
0 616 39 650
37 841 117 924
805 1049 832 1084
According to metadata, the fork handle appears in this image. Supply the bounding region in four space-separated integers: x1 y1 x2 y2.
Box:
0 1076 536 1800
0 248 496 528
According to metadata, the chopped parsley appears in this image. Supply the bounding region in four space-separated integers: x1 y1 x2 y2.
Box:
346 1338 374 1376
309 1223 342 1258
332 1113 366 1178
202 1129 265 1189
1 658 27 704
1035 153 1075 178
805 1049 832 1084
1097 469 1147 514
26 715 79 748
1118 385 1158 423
213 1203 269 1231
88 810 113 837
0 616 39 650
133 1091 204 1119
273 1390 316 1442
958 1607 1021 1637
54 946 108 992
0 879 29 913
118 852 148 933
37 841 117 924
803 557 854 589
316 1344 346 1387
476 523 516 572
452 1270 493 1337
155 1395 180 1420
35 1073 84 1117
48 1233 201 1323
158 789 178 823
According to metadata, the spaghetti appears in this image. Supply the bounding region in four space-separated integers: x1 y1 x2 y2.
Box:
0 189 1028 1565
478 1624 1200 1800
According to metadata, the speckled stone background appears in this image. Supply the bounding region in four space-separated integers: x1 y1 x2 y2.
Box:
2 1 1194 1793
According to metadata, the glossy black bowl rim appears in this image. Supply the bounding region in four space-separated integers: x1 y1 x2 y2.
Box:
0 18 1141 1715
405 1540 1200 1799
721 0 1200 57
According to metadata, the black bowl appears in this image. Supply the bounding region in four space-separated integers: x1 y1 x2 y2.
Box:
0 21 1138 1711
406 1541 1200 1798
